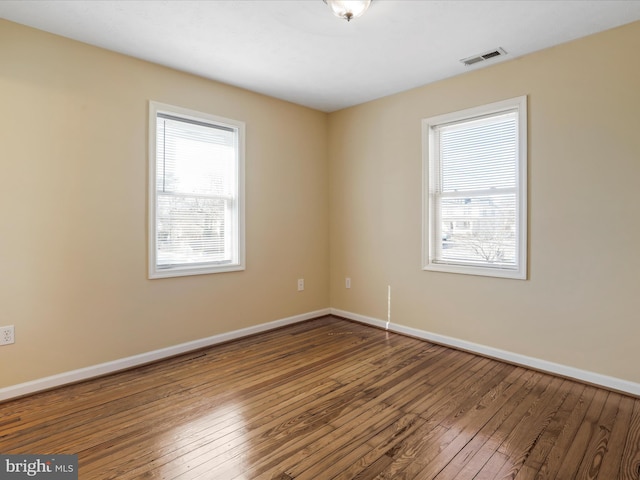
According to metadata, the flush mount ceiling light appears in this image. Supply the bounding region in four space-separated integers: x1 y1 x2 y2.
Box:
323 0 371 22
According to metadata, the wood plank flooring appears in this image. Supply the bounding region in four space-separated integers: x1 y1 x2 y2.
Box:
1 315 639 479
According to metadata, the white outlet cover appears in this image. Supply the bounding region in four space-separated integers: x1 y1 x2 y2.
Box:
0 325 15 346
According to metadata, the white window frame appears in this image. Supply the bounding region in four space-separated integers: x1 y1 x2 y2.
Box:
148 101 245 279
422 96 527 279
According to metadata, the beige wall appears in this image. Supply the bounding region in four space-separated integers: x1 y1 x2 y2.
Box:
0 20 329 387
2 18 639 390
329 21 640 383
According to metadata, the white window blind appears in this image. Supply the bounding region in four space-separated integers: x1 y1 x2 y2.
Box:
423 97 527 279
149 102 245 278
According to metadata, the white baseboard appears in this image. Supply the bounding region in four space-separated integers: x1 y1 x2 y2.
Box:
4 307 638 401
0 308 331 402
331 308 640 397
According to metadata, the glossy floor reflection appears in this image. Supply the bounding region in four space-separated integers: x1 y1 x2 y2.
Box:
1 316 639 479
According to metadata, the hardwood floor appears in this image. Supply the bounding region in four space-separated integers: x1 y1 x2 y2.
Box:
1 315 639 479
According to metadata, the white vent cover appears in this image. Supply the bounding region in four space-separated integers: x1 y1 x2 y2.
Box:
461 47 507 66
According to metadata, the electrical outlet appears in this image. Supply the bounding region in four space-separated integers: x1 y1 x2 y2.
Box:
297 278 304 291
345 277 351 288
0 325 15 346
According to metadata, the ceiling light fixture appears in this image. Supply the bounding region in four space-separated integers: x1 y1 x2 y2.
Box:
323 0 371 22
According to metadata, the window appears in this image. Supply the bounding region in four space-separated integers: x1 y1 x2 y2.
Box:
149 102 245 278
423 96 527 279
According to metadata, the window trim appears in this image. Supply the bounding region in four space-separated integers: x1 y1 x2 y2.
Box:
148 101 245 279
422 96 527 280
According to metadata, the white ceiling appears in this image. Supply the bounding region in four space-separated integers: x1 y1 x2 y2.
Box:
2 1 640 112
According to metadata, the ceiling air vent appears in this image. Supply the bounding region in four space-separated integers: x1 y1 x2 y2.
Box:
461 47 507 67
